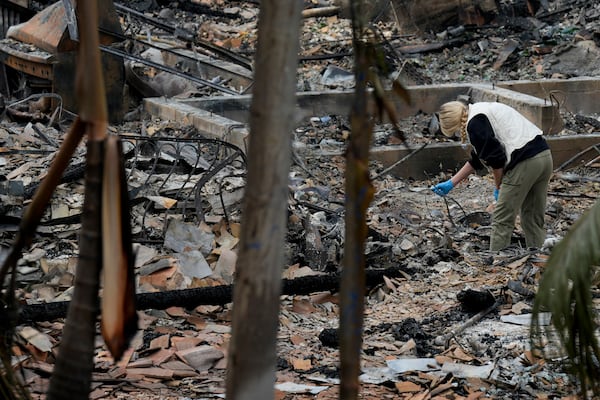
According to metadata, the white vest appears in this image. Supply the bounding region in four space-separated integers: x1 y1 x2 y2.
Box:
468 102 542 166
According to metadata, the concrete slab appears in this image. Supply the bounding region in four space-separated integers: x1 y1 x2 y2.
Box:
498 77 600 115
144 78 600 179
144 97 249 152
145 81 563 133
468 84 563 134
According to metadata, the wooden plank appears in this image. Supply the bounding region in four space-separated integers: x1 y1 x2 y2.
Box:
3 54 53 80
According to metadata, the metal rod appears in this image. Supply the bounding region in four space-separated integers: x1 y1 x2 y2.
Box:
99 27 252 82
100 45 240 95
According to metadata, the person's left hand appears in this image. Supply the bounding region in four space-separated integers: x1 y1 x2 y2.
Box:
493 187 499 202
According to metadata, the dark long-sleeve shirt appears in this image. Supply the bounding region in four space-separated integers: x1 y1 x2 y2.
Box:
466 114 549 172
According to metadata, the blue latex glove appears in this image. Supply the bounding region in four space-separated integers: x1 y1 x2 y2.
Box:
431 180 454 196
494 187 499 202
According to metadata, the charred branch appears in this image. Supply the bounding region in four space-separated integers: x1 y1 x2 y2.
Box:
396 38 467 55
18 266 410 323
302 6 340 19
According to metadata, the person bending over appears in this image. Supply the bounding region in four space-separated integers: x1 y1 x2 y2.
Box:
431 101 553 251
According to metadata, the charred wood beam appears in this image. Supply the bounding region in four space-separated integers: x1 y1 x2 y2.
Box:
174 1 239 19
17 265 410 323
299 52 352 62
548 191 599 199
396 38 467 54
302 6 340 19
0 149 53 156
434 300 502 347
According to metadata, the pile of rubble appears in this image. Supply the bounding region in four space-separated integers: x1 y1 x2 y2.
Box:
0 0 599 399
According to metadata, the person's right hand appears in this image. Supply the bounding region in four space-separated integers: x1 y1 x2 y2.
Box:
431 180 454 196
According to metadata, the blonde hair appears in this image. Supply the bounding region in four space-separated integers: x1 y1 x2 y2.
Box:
439 101 468 143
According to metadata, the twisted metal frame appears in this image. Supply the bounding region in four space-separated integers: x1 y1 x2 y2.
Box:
119 134 247 242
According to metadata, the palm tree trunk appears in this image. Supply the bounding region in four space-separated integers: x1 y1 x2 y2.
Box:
225 1 302 399
339 1 375 398
47 140 103 400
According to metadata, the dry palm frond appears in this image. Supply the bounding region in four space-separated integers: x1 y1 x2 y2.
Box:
0 296 31 400
360 27 411 148
101 135 138 361
531 199 600 397
339 3 412 399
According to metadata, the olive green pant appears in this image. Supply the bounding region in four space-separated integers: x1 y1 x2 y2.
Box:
491 149 553 251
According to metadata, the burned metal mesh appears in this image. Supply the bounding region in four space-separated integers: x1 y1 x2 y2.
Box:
119 134 247 242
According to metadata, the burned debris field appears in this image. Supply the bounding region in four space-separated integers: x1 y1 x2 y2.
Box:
1 0 600 399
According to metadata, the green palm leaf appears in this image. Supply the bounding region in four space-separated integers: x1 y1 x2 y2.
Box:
531 199 600 397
